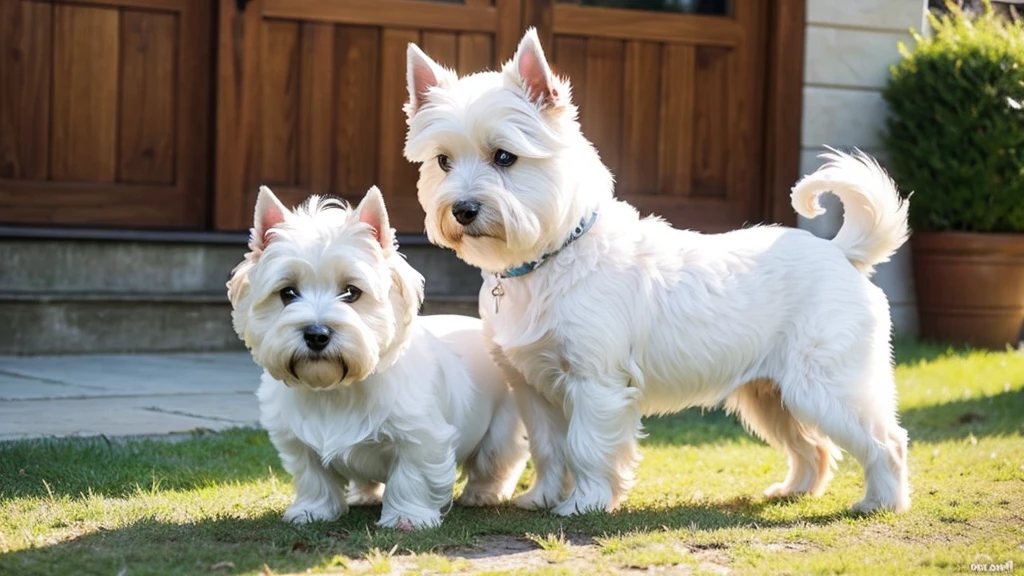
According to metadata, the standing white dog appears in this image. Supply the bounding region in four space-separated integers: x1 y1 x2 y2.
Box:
227 186 527 530
403 28 912 516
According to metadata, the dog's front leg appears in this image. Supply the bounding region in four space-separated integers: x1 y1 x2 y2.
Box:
552 376 642 516
510 378 571 510
271 431 349 524
378 436 457 531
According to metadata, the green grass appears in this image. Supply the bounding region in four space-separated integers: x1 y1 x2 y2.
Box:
1 341 1023 575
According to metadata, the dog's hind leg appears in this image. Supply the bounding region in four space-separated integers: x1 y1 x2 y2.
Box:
346 480 384 506
458 393 529 506
777 355 910 513
725 379 839 499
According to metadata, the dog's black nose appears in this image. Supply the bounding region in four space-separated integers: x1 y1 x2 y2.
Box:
302 324 332 352
451 200 481 226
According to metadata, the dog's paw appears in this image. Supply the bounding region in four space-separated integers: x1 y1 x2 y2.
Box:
282 503 344 524
513 488 559 511
377 512 441 531
852 497 901 515
763 482 807 500
346 482 384 506
457 488 505 507
550 490 612 516
347 492 383 506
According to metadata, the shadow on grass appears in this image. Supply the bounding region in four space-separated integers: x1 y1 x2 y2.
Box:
0 496 860 575
640 383 1024 449
0 429 274 501
901 388 1024 442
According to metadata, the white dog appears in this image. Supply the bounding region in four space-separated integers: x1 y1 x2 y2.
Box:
403 28 912 516
227 185 528 530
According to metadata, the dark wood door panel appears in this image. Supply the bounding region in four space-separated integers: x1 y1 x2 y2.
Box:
0 0 211 228
213 0 523 232
548 0 768 233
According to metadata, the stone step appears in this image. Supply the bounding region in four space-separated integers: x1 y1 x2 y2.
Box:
0 237 481 297
0 293 480 355
0 231 484 355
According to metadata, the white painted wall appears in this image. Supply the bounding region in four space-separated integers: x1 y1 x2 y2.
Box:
799 0 929 337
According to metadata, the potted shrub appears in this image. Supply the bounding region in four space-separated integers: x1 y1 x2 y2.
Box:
883 0 1024 349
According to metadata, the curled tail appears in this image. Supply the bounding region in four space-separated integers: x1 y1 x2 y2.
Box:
791 148 910 277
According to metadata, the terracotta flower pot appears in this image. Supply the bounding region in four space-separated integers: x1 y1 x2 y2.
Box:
911 231 1024 349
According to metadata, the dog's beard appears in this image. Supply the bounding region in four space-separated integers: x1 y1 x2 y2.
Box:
423 183 556 274
289 355 349 390
254 321 381 391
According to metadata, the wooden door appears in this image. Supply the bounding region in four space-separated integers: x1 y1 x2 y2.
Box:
0 0 211 228
544 0 768 233
214 0 524 232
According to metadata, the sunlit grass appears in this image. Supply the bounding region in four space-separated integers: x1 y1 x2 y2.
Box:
1 341 1022 575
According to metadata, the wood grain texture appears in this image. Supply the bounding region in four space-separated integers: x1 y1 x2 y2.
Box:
334 25 380 202
551 35 587 114
522 0 553 48
582 37 623 178
456 0 494 75
297 21 333 196
260 20 300 186
762 0 804 227
264 0 497 33
44 0 187 12
423 31 458 71
726 0 766 219
51 4 119 182
658 44 695 197
0 180 185 226
119 10 177 184
553 3 741 47
495 0 523 63
0 0 52 180
691 46 729 197
457 33 493 75
620 40 661 195
215 0 264 230
177 0 212 226
378 27 422 231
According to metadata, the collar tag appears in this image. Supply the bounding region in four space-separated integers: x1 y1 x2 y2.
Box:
497 210 599 281
491 278 505 314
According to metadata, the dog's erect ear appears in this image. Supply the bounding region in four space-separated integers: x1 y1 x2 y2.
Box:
511 28 563 109
356 186 396 255
252 186 289 252
405 43 456 117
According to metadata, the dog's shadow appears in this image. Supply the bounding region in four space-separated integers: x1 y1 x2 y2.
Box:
0 494 861 574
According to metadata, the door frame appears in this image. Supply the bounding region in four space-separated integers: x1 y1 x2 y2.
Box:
213 0 524 231
213 0 804 232
527 0 803 229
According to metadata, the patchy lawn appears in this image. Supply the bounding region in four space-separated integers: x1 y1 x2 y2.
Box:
1 341 1022 575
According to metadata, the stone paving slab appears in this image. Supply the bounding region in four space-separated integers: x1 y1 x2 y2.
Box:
0 353 263 440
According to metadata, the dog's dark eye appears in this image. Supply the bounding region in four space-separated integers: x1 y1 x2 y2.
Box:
339 285 362 303
280 287 300 305
437 154 453 172
493 149 517 168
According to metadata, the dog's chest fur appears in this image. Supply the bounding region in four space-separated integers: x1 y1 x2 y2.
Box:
258 374 404 483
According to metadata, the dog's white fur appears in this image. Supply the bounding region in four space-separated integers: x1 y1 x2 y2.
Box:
404 28 912 515
227 186 527 529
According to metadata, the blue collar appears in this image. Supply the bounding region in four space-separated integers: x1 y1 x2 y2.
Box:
497 211 599 279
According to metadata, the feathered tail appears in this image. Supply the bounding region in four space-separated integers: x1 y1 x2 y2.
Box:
791 148 910 277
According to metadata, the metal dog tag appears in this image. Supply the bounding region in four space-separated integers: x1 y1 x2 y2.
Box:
491 279 505 314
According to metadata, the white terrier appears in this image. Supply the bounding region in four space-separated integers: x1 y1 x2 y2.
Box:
227 186 528 530
403 28 912 516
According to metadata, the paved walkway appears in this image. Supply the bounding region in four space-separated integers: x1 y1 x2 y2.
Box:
0 353 263 441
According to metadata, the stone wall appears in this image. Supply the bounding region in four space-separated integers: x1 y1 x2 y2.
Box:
798 0 929 337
